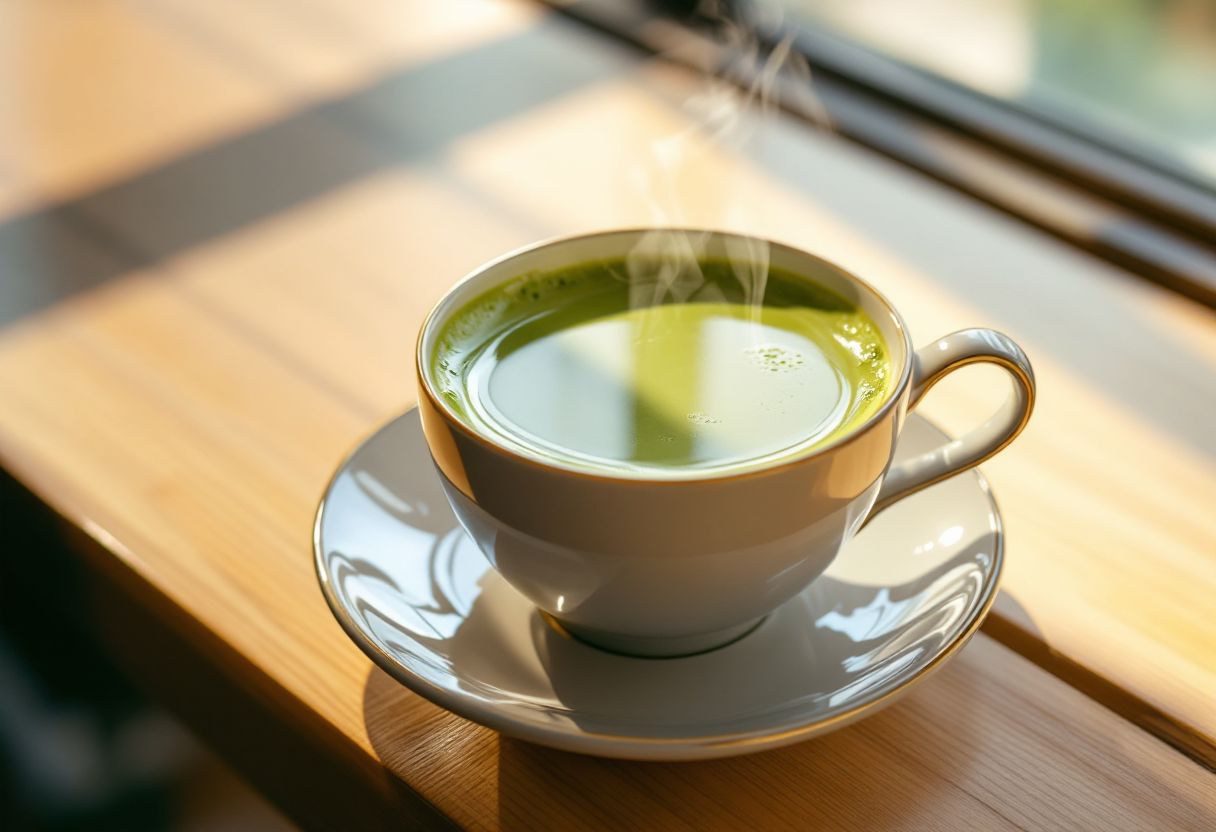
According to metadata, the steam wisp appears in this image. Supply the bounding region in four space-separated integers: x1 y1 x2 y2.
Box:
624 0 828 312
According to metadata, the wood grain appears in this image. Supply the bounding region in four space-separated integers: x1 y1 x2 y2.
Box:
0 0 536 209
0 3 1215 829
129 0 539 102
0 0 284 202
164 169 537 420
0 176 1213 830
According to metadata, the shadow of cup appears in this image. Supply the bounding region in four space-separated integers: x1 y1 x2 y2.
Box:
490 669 984 832
358 539 997 830
357 640 987 831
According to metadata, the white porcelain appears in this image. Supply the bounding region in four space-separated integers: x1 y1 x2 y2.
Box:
415 229 1033 656
315 409 1003 761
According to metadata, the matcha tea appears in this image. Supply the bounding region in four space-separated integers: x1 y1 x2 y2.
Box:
433 257 891 477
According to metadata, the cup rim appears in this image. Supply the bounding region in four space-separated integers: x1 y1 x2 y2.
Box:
415 227 914 485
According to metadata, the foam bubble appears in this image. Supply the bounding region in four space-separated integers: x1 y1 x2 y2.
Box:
745 344 806 373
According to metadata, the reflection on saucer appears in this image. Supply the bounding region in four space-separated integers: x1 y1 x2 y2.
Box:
316 409 1002 760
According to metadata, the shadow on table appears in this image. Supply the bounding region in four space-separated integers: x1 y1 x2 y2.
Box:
981 588 1216 767
360 634 988 832
490 676 984 832
360 660 985 831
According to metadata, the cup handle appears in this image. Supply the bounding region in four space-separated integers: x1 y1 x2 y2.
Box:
868 328 1036 518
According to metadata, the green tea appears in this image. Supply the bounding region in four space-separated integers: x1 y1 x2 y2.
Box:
433 257 891 477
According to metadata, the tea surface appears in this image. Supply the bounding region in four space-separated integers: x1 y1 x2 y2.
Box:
433 258 891 477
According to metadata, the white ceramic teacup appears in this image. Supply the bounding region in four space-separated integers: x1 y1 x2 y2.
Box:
416 230 1034 657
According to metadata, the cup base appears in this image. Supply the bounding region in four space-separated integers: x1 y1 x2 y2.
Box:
543 613 767 659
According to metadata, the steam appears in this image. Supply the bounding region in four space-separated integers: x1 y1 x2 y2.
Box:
624 0 829 312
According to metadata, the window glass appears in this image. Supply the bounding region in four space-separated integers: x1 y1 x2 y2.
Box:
779 0 1216 188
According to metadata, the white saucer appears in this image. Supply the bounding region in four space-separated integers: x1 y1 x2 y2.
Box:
314 410 1002 761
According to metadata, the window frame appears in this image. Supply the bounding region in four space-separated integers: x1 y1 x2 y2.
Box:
546 0 1216 309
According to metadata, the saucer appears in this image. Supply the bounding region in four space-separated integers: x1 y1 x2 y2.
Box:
314 410 1002 761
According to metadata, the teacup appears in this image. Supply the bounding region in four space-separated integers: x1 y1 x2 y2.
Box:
416 229 1034 657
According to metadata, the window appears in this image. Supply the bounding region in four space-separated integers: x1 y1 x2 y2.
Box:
552 0 1216 307
782 0 1216 189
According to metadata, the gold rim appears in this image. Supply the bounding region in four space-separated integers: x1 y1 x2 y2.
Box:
413 227 916 486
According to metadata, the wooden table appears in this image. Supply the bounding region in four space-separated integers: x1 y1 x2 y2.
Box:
1 1 1214 829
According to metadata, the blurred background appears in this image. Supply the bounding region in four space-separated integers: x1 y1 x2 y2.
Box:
1 461 298 830
1 0 1213 829
783 0 1216 184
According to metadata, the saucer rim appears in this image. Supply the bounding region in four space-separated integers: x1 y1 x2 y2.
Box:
313 409 1004 760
